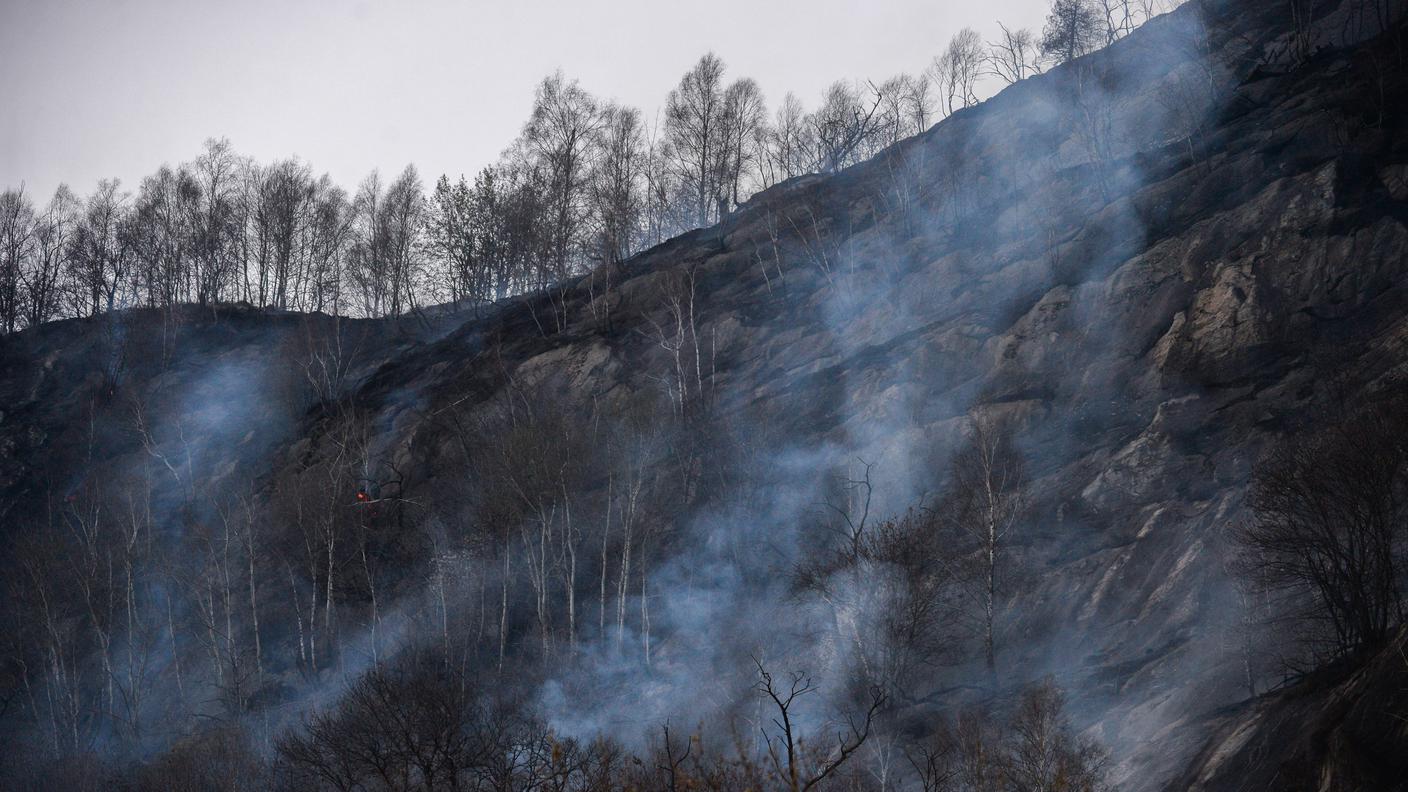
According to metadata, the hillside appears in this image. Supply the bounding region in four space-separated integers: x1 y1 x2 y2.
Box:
2 0 1407 789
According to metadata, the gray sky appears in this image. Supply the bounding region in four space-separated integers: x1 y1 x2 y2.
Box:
1 0 1049 200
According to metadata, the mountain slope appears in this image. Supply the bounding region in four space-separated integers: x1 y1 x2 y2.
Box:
1169 628 1408 791
2 0 1407 788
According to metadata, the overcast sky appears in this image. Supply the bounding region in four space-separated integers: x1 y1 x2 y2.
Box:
1 0 1050 200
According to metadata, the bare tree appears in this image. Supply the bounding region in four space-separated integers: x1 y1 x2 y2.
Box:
902 680 1108 792
718 77 768 209
0 187 36 333
643 261 709 421
1232 402 1408 661
797 496 970 702
661 54 770 224
588 103 648 268
665 53 729 227
71 179 132 316
753 657 885 792
931 28 986 116
346 167 422 317
988 24 1045 85
1096 0 1138 43
22 186 79 328
875 74 935 145
242 157 317 309
1005 680 1109 792
522 71 606 281
654 724 692 792
305 175 354 313
276 652 486 791
760 92 816 187
950 415 1027 674
189 137 242 305
809 81 885 174
905 725 961 792
381 164 426 316
425 174 480 306
129 163 198 309
1067 61 1120 200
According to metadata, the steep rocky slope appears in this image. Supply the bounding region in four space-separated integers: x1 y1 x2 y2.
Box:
2 0 1407 788
1170 629 1408 791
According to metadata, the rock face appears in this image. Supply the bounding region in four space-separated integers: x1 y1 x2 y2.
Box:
2 0 1406 788
1170 630 1408 792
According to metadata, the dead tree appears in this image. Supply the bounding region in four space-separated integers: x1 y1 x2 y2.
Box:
987 24 1044 85
1005 680 1109 792
1233 402 1408 661
753 656 885 792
